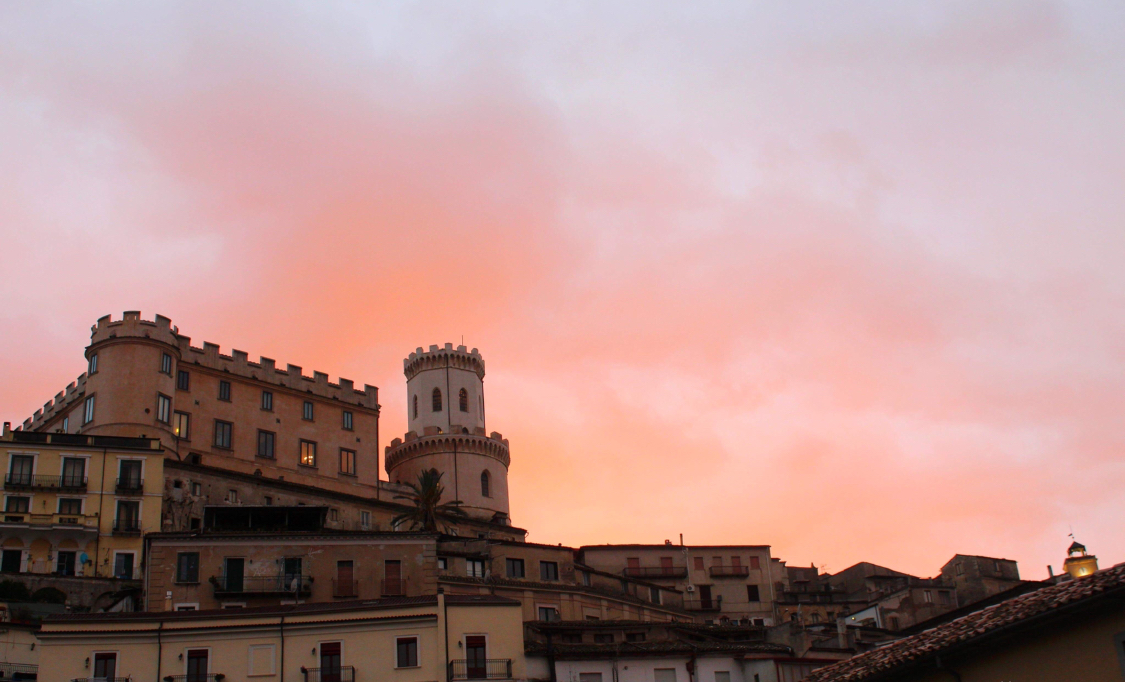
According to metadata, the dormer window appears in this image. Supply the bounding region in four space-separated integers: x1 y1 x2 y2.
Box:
459 388 469 412
432 388 442 412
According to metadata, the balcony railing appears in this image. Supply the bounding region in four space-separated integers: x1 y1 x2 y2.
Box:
0 512 99 530
113 519 142 535
162 675 225 682
381 577 407 596
212 573 312 595
332 578 358 598
301 666 356 682
116 477 145 495
685 595 724 612
449 659 513 680
709 565 750 578
71 678 131 682
2 662 38 677
5 473 87 492
623 566 688 579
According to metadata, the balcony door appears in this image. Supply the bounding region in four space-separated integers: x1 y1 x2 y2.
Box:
225 557 245 592
62 457 85 487
385 559 402 595
93 652 117 680
336 561 354 597
119 459 142 489
699 584 713 610
320 641 342 682
465 636 487 680
8 455 32 485
283 557 302 591
186 648 209 682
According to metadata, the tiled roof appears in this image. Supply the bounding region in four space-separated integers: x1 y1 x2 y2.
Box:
805 563 1125 682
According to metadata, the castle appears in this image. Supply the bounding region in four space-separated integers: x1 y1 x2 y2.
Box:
0 312 1068 681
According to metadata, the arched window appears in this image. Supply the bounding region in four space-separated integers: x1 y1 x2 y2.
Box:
412 395 418 419
432 388 442 412
459 388 469 412
481 470 490 498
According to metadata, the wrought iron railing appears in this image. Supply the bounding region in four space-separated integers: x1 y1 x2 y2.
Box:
449 659 513 680
115 477 145 494
5 473 87 491
332 578 358 598
2 661 38 677
212 573 312 594
162 675 225 682
71 678 131 682
709 565 750 577
381 577 407 596
301 666 356 682
113 519 142 534
684 595 723 611
623 566 688 579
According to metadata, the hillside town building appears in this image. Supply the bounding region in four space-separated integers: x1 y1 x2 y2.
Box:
1 311 1098 681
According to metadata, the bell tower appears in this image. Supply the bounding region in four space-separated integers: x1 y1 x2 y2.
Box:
385 344 511 525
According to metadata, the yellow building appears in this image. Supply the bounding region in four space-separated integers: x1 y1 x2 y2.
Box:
37 592 526 682
0 425 163 584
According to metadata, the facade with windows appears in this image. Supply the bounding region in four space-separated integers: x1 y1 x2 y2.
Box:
37 593 528 682
0 427 163 594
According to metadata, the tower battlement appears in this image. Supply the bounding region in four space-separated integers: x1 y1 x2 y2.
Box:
86 311 378 409
404 343 485 380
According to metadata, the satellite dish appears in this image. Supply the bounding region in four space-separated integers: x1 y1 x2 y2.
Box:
79 553 89 564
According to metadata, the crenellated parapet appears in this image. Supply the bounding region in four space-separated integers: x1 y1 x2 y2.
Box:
404 344 485 381
384 431 510 473
86 311 378 410
20 374 87 432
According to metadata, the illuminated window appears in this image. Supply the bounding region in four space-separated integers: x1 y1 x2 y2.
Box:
300 440 317 467
173 411 190 439
339 448 356 476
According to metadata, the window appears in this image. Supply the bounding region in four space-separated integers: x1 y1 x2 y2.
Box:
342 410 353 430
113 551 135 579
186 649 209 679
177 370 190 390
694 556 704 571
654 669 677 682
264 496 273 506
459 388 468 412
84 395 96 424
177 552 200 583
715 673 731 682
119 460 142 489
396 637 419 668
581 571 591 586
993 561 1001 573
61 416 69 433
467 559 485 578
747 585 760 602
593 634 614 644
923 590 933 603
157 393 171 423
540 561 559 581
507 558 525 578
329 508 338 521
161 353 172 375
650 586 661 604
956 562 964 575
437 557 448 570
749 556 760 569
300 440 317 467
176 604 198 611
93 653 117 680
538 606 560 622
8 455 33 485
88 353 98 374
303 401 314 420
626 632 646 642
432 388 442 412
218 380 231 401
562 634 582 644
116 501 140 531
6 497 29 513
56 550 76 576
580 674 603 682
257 430 275 459
214 420 232 449
227 489 239 503
64 457 87 487
481 470 491 497
889 615 900 629
261 390 273 411
412 395 418 418
58 498 82 515
173 411 190 439
939 591 952 606
192 482 202 496
339 449 356 476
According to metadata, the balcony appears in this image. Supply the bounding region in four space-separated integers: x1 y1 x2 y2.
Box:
381 577 407 596
1 513 99 531
332 578 358 598
72 678 131 682
301 666 356 682
685 595 724 612
3 662 37 678
623 566 688 579
162 675 225 682
5 473 87 492
211 573 312 596
116 477 145 495
709 565 750 578
449 659 513 680
113 519 142 535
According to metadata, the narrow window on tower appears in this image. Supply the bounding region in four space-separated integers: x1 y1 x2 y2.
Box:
459 388 468 412
303 401 314 421
261 390 273 411
432 388 442 412
83 395 96 425
156 394 171 424
160 353 172 375
342 411 353 431
339 448 356 476
88 353 98 375
177 370 190 391
481 470 491 498
218 380 231 402
412 395 418 418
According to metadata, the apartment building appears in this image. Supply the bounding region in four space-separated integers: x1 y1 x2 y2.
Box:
0 427 163 593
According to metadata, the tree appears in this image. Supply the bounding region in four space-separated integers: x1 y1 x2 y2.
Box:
392 468 466 532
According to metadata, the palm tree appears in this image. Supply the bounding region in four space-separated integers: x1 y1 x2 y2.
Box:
392 468 466 532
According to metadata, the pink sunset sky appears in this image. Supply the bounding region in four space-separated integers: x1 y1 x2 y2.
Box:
1 2 1123 580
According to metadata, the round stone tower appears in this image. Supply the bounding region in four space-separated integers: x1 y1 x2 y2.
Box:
385 344 511 525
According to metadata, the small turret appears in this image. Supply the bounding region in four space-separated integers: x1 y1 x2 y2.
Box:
1063 539 1098 579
